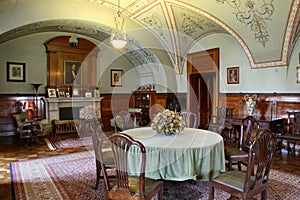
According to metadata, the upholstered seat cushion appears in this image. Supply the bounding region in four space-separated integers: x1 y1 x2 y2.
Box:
112 176 162 196
212 171 255 191
102 150 115 167
279 133 300 140
225 146 248 159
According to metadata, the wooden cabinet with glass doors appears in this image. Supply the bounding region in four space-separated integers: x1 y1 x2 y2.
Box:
130 91 156 127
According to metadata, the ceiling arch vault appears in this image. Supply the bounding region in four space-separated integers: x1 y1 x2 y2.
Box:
1 0 300 73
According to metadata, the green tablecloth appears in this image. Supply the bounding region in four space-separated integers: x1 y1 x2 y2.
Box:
124 127 225 181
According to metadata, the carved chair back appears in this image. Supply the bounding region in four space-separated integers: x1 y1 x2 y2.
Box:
100 133 163 199
180 111 197 128
114 110 137 132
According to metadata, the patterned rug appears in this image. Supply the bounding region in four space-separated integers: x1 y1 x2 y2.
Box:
10 151 300 200
45 134 93 150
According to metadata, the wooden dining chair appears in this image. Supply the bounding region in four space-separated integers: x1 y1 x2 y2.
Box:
91 119 116 190
180 110 197 128
207 107 231 133
99 133 163 200
225 115 259 171
278 111 300 154
114 110 137 132
209 128 276 200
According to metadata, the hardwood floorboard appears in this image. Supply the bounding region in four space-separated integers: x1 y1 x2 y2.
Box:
0 135 299 200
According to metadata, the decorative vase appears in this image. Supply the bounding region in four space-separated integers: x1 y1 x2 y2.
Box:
244 94 257 116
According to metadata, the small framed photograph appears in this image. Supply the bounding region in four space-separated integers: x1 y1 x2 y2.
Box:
94 89 100 97
227 67 239 84
297 66 300 83
85 92 92 97
65 92 71 98
47 88 57 98
58 91 65 98
72 88 80 96
7 62 26 82
111 69 123 87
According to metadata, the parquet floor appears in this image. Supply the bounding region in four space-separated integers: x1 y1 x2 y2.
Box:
0 135 299 200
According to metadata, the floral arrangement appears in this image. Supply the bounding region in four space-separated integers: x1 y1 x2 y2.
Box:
79 106 100 119
151 109 185 135
244 94 257 116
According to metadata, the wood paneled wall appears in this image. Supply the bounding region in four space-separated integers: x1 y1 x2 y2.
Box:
1 93 299 135
219 93 300 120
45 36 99 95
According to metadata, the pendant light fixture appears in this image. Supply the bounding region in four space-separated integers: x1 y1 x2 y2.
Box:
110 0 127 49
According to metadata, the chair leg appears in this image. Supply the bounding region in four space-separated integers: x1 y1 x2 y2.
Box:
95 161 101 190
158 187 163 200
209 182 214 200
261 190 267 200
228 160 232 171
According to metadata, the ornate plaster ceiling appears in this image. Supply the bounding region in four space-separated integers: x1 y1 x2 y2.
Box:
0 0 300 73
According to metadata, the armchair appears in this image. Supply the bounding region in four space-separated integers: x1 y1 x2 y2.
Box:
13 112 32 141
13 113 51 144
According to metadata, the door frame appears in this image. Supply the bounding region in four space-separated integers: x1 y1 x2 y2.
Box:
187 48 219 128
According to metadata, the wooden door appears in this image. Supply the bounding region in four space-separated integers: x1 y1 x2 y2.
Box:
187 48 219 128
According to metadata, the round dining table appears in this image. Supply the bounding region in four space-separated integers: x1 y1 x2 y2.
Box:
122 127 225 181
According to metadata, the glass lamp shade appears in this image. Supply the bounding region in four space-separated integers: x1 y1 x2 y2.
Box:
110 39 127 49
110 16 127 49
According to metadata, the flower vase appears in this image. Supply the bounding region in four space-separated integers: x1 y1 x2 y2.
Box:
244 94 257 116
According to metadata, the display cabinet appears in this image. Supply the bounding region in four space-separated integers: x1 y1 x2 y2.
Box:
130 91 156 127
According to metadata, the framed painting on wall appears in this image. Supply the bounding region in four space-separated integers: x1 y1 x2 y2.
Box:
6 62 26 82
111 69 123 87
64 61 82 85
227 67 239 84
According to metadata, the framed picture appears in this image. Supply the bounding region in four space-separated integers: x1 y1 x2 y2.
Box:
47 88 57 98
85 92 92 97
297 66 300 83
72 88 80 96
58 91 65 98
64 60 82 85
6 62 26 82
227 67 239 84
111 69 123 87
94 89 100 97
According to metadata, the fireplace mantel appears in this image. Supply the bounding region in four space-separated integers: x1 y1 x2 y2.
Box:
43 97 103 121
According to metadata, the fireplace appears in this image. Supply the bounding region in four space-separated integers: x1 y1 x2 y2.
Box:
43 97 103 122
59 107 82 120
